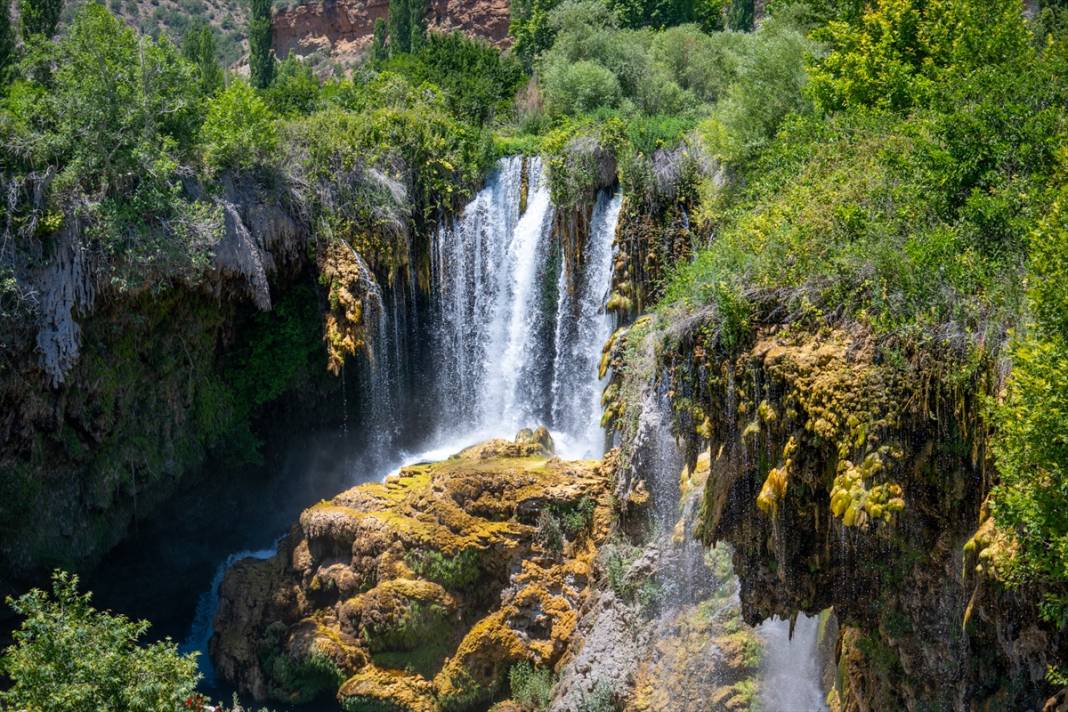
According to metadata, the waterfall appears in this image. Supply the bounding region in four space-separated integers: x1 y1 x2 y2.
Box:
758 615 828 711
180 543 278 685
550 191 623 458
430 156 620 457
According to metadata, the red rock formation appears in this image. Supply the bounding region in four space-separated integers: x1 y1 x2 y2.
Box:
272 0 512 62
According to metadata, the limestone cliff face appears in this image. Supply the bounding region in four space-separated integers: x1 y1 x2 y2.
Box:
272 0 511 62
603 317 1066 711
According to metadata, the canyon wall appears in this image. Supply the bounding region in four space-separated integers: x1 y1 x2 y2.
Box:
272 0 512 62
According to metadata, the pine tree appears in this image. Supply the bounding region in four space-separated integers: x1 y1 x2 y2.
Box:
372 17 389 63
183 23 224 95
248 0 274 89
0 0 15 78
409 0 427 52
19 0 62 38
388 0 410 55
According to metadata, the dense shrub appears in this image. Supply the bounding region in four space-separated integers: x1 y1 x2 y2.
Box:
0 571 200 712
509 662 555 711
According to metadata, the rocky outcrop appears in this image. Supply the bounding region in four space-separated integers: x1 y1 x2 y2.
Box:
272 0 512 62
604 316 1065 711
212 430 611 709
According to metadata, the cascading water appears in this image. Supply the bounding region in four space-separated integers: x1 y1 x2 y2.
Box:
179 544 278 686
430 156 621 457
759 615 829 711
550 191 623 458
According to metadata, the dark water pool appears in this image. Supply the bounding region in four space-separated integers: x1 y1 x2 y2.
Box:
87 426 393 711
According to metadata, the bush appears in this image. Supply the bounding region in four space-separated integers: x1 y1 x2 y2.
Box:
405 548 482 590
542 59 623 115
536 508 564 552
509 661 555 711
201 81 279 171
0 571 200 712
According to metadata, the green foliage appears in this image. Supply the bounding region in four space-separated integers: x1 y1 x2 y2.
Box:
808 0 1031 113
576 681 617 712
510 0 563 70
410 0 428 51
265 57 321 116
0 0 14 78
19 0 62 38
669 24 1068 349
201 80 279 171
991 158 1068 627
249 0 275 89
0 571 200 711
405 548 482 590
373 18 389 62
536 508 564 552
182 21 223 96
379 32 525 125
20 4 199 196
389 0 411 55
509 661 555 711
697 13 815 160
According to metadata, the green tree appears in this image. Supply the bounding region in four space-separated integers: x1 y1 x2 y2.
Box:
201 80 278 171
182 22 224 95
510 0 562 69
248 0 274 89
410 0 428 51
0 571 200 712
372 17 389 62
19 0 62 38
33 4 199 196
808 0 1031 112
264 56 320 116
389 0 411 54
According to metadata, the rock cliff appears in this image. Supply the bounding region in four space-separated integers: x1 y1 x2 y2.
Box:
272 0 511 62
602 313 1067 711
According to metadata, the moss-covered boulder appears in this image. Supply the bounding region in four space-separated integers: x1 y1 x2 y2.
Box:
211 431 609 710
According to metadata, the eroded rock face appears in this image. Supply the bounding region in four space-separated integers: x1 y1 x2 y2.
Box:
606 320 1065 711
211 432 610 709
272 0 511 63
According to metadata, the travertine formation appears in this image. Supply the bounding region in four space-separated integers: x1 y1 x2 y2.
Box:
212 429 612 709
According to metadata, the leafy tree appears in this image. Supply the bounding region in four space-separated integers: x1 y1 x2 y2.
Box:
201 80 278 171
808 0 1031 112
389 0 411 54
182 21 224 95
0 571 200 712
410 0 428 50
19 0 62 38
372 17 389 62
248 0 274 89
264 56 320 116
510 0 561 69
26 4 199 197
380 31 525 124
